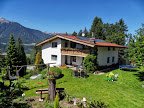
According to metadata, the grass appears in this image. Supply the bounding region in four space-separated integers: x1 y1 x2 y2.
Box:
21 68 144 108
56 69 144 108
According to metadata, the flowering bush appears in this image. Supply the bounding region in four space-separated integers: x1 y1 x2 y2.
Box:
106 72 114 81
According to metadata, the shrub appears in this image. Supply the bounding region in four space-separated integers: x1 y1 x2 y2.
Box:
23 70 33 79
83 54 97 73
45 102 54 108
49 67 62 78
54 93 59 108
88 100 108 108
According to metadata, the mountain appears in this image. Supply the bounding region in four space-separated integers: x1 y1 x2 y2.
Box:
0 17 51 53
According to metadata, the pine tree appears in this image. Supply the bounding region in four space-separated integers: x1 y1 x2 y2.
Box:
65 32 68 35
90 17 105 39
0 49 6 69
72 31 77 36
78 29 82 36
83 27 89 37
106 19 128 45
0 49 2 72
16 38 27 76
6 35 19 75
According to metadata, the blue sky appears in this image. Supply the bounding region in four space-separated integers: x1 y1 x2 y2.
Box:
0 0 144 34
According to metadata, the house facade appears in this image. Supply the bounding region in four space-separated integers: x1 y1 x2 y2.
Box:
36 35 126 67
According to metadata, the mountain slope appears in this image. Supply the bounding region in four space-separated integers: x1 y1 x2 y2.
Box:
0 18 51 52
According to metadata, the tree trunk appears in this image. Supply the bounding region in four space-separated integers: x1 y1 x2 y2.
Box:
48 78 56 101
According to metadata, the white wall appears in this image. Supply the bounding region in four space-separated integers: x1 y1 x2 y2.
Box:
42 39 62 66
97 47 118 66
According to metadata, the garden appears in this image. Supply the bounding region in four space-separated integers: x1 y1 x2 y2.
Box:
1 65 144 108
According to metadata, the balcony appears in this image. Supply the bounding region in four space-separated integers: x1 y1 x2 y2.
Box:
61 48 90 57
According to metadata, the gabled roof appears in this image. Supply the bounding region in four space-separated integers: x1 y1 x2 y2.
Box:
36 35 127 48
95 42 126 48
36 35 95 47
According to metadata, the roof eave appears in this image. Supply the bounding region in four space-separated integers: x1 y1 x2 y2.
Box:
36 35 95 47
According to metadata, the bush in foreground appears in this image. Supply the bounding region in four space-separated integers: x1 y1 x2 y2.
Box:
49 67 62 78
83 54 97 73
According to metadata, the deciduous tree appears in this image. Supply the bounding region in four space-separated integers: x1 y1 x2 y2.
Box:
127 24 144 66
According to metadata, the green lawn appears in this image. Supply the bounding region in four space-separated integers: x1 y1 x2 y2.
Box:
24 68 144 108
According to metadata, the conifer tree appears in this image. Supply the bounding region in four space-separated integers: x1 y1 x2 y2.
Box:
0 49 2 72
90 17 105 39
16 38 27 76
83 27 89 37
65 32 68 35
105 19 128 45
78 29 82 36
72 31 77 36
6 35 19 75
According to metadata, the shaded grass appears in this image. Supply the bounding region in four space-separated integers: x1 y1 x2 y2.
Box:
23 68 144 108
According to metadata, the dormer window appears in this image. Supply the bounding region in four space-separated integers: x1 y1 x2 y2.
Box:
52 42 57 48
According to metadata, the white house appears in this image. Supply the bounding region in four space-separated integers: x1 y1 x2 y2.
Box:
36 35 126 67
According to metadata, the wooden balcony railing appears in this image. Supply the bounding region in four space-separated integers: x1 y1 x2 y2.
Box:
61 48 90 57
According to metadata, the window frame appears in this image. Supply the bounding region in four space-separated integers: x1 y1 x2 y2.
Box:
51 55 57 61
112 56 115 62
52 42 57 48
107 57 110 63
64 41 68 47
70 42 76 48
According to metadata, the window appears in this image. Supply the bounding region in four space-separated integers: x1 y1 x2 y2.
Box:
65 42 68 47
51 55 57 61
52 42 57 48
113 47 115 51
108 47 110 51
70 42 76 48
71 56 76 62
112 57 115 62
107 57 110 63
